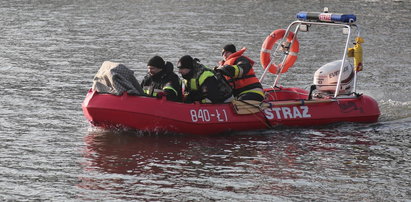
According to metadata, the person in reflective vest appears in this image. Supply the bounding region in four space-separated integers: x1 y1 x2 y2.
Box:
177 55 233 104
216 44 264 101
141 56 182 102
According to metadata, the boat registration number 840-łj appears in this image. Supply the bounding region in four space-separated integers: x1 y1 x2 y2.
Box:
189 106 311 123
190 109 228 122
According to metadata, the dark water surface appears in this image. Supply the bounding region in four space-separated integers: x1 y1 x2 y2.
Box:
1 0 410 201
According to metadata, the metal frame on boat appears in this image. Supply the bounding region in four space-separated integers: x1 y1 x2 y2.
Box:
261 9 364 97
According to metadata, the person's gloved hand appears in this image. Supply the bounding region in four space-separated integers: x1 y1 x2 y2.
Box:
215 65 230 76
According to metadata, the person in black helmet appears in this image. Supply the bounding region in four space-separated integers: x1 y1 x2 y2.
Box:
177 55 232 104
216 44 264 101
141 55 182 102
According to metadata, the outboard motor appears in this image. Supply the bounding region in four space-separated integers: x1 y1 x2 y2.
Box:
313 60 354 95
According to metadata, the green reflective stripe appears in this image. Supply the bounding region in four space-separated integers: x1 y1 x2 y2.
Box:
198 71 214 85
186 69 214 93
239 89 265 97
201 98 212 103
144 88 165 97
143 86 150 95
163 86 177 95
232 65 244 78
189 79 197 90
232 65 240 78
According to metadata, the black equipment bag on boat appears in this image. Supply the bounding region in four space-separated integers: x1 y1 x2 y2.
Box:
92 61 144 95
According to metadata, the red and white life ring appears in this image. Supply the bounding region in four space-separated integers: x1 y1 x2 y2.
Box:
260 29 299 74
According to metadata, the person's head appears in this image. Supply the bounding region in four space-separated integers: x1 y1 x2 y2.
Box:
147 55 165 76
221 44 236 60
177 55 194 76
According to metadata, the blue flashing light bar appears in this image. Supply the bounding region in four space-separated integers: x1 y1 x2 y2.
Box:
296 12 356 23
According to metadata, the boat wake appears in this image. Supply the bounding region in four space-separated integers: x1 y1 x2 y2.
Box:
378 99 411 122
87 124 185 137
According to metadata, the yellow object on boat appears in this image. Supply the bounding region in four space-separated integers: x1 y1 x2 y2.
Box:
348 37 364 72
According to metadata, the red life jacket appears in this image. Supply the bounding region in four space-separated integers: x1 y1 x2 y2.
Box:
222 48 260 90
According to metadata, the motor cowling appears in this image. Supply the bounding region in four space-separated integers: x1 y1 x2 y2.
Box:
313 60 354 94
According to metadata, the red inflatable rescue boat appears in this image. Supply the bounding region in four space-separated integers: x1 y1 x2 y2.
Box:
82 10 380 135
82 88 379 135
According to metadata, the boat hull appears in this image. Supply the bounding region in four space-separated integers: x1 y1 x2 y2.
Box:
82 89 380 135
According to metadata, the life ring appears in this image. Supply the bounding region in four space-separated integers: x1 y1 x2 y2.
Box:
260 29 299 74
